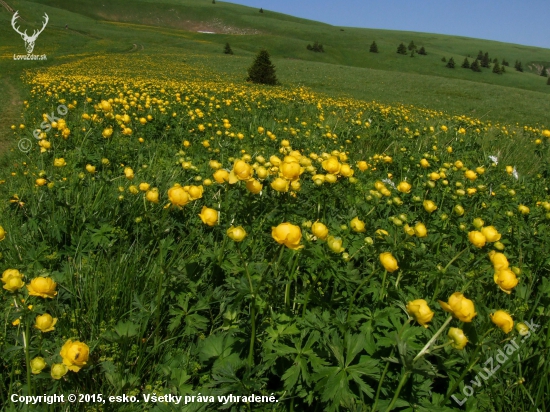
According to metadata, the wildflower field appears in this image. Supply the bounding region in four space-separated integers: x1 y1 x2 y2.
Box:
1 51 550 411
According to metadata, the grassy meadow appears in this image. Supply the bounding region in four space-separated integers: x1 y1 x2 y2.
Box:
1 1 550 411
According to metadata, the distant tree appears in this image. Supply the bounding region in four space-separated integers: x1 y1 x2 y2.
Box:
500 65 505 73
446 57 455 68
307 41 324 52
461 57 470 68
492 57 498 64
514 60 523 72
259 8 263 13
501 58 509 66
247 49 278 85
492 60 502 74
418 46 427 55
408 40 417 51
212 0 215 3
541 66 548 77
547 76 550 85
410 49 415 57
477 50 484 61
481 52 490 68
441 56 447 62
471 59 481 72
224 42 233 55
369 41 378 53
397 43 407 55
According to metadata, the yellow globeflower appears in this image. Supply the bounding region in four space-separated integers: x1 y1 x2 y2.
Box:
438 292 477 322
30 357 47 374
464 170 477 181
34 313 57 332
139 182 150 192
0 225 5 241
198 206 218 226
518 205 530 215
414 222 427 238
187 185 204 200
420 158 430 168
51 363 68 380
3 276 25 292
448 328 468 350
280 161 302 180
167 185 189 207
488 251 509 271
124 167 134 180
397 181 411 193
145 188 159 203
227 226 247 242
325 173 338 184
85 164 96 173
232 160 253 181
312 174 325 185
423 200 438 213
27 277 57 298
271 177 290 192
246 179 263 194
272 223 303 250
339 164 354 177
468 231 486 248
494 268 519 294
403 224 415 236
311 221 329 240
321 156 341 174
357 161 368 171
490 310 514 334
481 226 501 242
379 252 398 272
350 217 366 233
53 158 66 167
60 339 89 372
327 236 345 253
406 299 434 328
213 169 230 183
2 269 23 285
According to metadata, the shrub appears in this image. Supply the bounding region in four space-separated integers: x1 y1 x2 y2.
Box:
247 49 278 85
461 57 470 69
441 57 447 62
369 41 378 53
224 43 233 55
481 52 490 68
502 59 509 66
418 46 427 55
408 41 416 51
471 59 481 72
515 60 524 72
307 41 324 53
492 61 502 74
446 57 455 68
477 50 484 61
397 43 407 55
259 7 263 13
540 66 548 77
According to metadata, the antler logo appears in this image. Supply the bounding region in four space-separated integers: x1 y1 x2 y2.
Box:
11 11 49 54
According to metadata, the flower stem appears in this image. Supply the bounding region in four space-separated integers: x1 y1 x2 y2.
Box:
346 270 376 323
413 316 453 363
384 370 411 412
24 319 32 396
237 245 256 369
379 270 388 301
372 348 394 411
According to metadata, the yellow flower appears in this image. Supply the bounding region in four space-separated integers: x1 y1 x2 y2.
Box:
357 161 368 171
232 160 253 181
271 177 290 192
397 181 411 193
490 310 514 334
506 165 513 174
2 269 23 285
167 185 190 207
321 156 341 174
494 268 519 294
339 164 354 177
3 276 25 292
30 357 47 374
0 225 5 241
488 251 509 271
27 277 57 298
325 173 338 184
34 313 57 332
423 200 438 213
311 221 329 240
350 217 366 233
464 170 477 181
327 235 345 253
124 167 134 180
139 182 150 192
272 223 303 250
85 164 96 173
246 179 263 194
379 252 398 272
128 185 139 194
60 339 90 372
542 129 550 138
227 226 247 242
198 206 218 226
481 226 501 242
429 172 440 181
280 161 302 180
186 185 204 200
448 327 468 350
51 363 69 379
438 292 477 322
406 299 434 328
53 158 66 167
419 158 430 168
102 128 113 138
468 231 486 248
213 169 230 183
518 205 530 215
145 188 159 203
516 322 530 336
36 178 47 186
414 222 427 238
403 224 415 236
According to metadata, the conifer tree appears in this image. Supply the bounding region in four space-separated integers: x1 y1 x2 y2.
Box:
259 8 263 13
492 61 502 74
461 57 470 69
410 49 415 57
247 49 278 85
224 42 233 55
408 40 416 51
369 41 378 53
481 52 490 68
514 60 523 72
493 58 498 64
471 59 481 72
446 57 455 68
418 46 426 55
500 65 506 73
477 50 484 61
441 57 447 62
397 43 407 55
502 58 509 66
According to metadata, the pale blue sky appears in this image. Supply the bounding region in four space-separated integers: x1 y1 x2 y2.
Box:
226 0 550 49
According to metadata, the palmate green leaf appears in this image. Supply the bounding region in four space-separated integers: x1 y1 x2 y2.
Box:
198 332 236 363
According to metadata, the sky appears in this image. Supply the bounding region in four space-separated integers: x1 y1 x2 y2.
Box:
225 0 550 49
